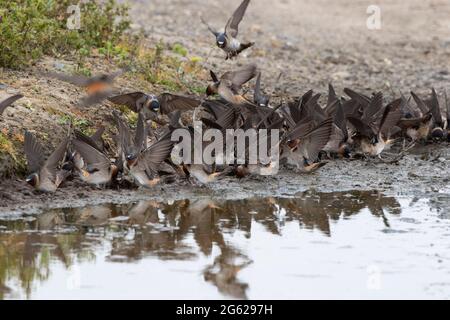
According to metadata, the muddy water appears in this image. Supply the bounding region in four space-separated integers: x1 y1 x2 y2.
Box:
0 190 449 300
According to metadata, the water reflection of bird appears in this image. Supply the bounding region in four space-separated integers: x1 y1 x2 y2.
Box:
204 247 252 300
179 199 222 256
126 200 160 225
0 191 402 299
74 205 113 226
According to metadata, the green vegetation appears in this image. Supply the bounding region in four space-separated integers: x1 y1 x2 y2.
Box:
0 131 27 176
0 0 205 90
0 0 130 69
172 43 188 57
58 114 91 134
0 1 206 178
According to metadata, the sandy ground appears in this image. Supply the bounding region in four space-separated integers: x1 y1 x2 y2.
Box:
131 0 450 95
1 0 450 214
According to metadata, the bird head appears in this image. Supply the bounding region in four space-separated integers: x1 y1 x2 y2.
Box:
26 173 39 188
206 83 219 96
216 34 227 48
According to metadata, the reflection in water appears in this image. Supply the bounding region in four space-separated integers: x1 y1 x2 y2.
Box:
0 191 404 299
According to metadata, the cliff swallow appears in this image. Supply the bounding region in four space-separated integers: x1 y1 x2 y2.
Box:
72 138 118 187
108 92 200 120
24 132 70 193
282 118 333 172
397 91 433 141
201 0 254 60
43 69 125 106
0 94 23 116
183 164 233 184
348 97 403 157
127 134 175 188
123 112 148 166
254 72 270 107
111 111 148 174
323 100 351 158
206 64 258 105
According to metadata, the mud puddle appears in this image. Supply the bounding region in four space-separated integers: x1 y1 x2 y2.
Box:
1 190 449 300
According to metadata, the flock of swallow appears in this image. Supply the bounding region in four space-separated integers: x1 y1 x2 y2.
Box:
1 0 449 193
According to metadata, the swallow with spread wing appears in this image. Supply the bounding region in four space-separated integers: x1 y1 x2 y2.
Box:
43 69 126 106
24 131 70 193
72 137 119 187
348 95 404 157
282 118 334 172
206 64 258 105
108 92 200 121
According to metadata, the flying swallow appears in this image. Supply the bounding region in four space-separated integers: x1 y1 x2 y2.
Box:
206 64 258 105
43 69 125 106
24 132 70 193
108 92 200 120
201 0 255 60
0 94 23 116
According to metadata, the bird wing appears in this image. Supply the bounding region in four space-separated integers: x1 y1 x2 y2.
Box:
210 70 220 83
221 64 258 93
158 93 200 114
74 130 103 152
298 118 333 161
344 88 371 107
24 131 46 173
347 116 376 138
72 139 111 171
410 91 429 116
108 92 148 112
90 126 105 146
137 136 175 173
325 84 339 114
104 69 126 83
43 137 70 179
254 72 266 105
225 0 251 38
202 100 230 120
135 112 147 153
201 16 220 37
363 91 383 123
43 71 90 87
379 99 403 137
429 88 444 127
0 94 23 115
334 100 348 142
